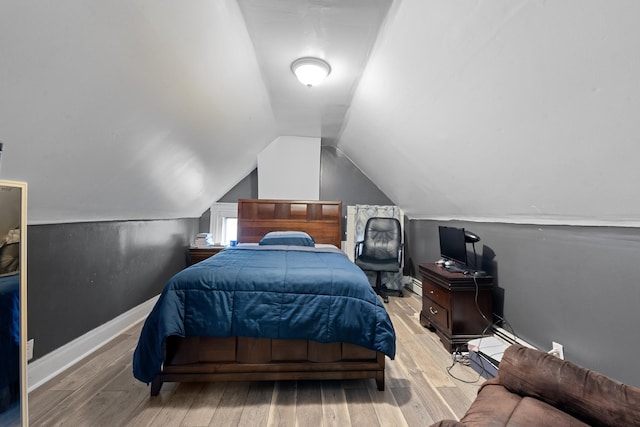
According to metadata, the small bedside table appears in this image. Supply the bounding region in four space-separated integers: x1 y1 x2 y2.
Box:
187 246 225 266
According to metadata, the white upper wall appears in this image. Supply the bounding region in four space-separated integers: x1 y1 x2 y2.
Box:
258 136 320 200
339 0 640 226
0 1 277 224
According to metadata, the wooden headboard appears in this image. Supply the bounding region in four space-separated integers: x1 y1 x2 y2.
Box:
237 199 343 248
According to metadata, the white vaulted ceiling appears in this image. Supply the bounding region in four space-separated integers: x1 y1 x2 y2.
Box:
237 0 391 144
1 0 640 226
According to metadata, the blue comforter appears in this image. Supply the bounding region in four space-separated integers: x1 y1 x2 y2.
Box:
133 244 396 383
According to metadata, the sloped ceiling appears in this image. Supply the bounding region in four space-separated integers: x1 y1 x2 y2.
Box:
238 0 391 144
339 0 640 226
0 1 277 223
1 1 640 226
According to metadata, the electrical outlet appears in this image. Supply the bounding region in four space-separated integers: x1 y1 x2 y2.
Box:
551 341 564 360
27 339 34 361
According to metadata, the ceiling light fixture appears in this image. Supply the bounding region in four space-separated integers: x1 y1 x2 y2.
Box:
291 57 331 88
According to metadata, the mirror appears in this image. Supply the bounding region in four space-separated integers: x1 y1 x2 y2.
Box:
0 180 27 426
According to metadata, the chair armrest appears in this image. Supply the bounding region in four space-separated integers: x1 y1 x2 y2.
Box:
354 241 363 260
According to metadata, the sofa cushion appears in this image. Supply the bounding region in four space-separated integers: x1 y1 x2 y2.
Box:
434 379 590 427
499 345 640 427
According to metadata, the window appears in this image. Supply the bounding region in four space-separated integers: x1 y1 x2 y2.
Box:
210 203 237 245
222 217 237 245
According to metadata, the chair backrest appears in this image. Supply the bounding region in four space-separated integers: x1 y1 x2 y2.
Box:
360 217 402 261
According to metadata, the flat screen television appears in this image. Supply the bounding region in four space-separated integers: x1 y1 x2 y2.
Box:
438 226 468 267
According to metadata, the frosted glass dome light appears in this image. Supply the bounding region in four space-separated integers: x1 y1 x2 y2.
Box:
291 57 331 88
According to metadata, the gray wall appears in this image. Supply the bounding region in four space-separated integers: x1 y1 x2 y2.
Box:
319 146 392 208
218 168 258 203
28 218 198 360
320 146 394 241
407 219 640 387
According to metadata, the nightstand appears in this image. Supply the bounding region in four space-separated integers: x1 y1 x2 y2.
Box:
187 246 225 266
419 263 494 353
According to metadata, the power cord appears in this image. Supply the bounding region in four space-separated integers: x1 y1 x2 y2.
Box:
472 274 521 344
445 273 525 384
446 349 483 384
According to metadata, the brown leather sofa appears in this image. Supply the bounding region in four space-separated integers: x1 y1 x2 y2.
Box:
432 344 640 427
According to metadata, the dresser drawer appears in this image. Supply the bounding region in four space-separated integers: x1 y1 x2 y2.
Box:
422 280 450 309
422 297 449 331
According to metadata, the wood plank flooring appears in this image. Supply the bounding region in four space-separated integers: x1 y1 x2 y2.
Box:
28 291 484 426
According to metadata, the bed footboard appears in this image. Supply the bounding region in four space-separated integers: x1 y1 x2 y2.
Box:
151 336 385 396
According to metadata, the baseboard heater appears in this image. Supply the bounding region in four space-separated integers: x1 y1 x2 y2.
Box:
406 277 422 294
468 327 536 379
493 326 535 348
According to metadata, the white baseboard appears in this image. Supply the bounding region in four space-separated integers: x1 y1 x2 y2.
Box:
27 295 159 392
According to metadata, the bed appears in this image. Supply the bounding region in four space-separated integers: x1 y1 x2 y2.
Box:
133 199 396 395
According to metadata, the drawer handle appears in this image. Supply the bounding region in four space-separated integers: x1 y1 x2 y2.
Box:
429 290 434 294
429 306 438 315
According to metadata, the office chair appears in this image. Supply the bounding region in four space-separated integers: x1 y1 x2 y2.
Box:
354 217 404 303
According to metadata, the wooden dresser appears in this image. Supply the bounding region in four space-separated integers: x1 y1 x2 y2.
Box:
187 246 225 266
419 263 494 353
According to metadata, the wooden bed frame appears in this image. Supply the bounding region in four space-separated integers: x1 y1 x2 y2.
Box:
150 199 386 395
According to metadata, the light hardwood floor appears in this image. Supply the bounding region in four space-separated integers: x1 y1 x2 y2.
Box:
28 291 483 426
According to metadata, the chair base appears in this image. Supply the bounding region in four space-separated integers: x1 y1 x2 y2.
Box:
374 271 403 304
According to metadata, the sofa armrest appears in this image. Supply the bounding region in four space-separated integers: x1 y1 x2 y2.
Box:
498 345 640 426
429 378 503 427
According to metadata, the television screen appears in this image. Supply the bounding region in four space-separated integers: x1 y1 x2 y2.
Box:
438 226 467 267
